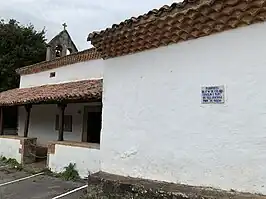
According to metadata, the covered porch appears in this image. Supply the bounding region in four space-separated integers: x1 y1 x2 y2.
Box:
0 79 102 177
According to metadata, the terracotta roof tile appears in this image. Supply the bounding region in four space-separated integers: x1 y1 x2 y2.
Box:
0 79 102 106
88 0 266 58
16 48 102 75
88 0 208 39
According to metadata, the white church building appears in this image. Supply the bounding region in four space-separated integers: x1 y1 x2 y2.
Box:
1 0 266 195
0 29 103 176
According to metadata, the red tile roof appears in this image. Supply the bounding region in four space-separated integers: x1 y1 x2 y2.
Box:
88 0 266 58
16 48 102 75
0 79 102 106
88 0 206 39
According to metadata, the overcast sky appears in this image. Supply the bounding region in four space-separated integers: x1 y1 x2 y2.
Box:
0 0 179 50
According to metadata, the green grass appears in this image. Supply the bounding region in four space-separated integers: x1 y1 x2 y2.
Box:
0 156 23 170
58 163 80 181
0 156 80 182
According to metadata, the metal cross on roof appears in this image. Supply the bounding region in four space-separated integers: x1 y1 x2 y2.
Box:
62 23 67 30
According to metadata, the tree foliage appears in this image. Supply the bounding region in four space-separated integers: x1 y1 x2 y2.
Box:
0 19 46 91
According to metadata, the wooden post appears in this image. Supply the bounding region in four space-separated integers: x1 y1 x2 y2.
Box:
58 104 66 141
0 107 4 135
24 104 32 137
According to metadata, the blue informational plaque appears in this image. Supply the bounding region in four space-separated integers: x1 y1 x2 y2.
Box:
201 86 225 104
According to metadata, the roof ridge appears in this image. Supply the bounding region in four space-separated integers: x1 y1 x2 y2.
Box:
16 48 102 75
88 0 210 40
107 0 213 39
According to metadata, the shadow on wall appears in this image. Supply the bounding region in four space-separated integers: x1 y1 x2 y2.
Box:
3 106 18 135
3 129 17 135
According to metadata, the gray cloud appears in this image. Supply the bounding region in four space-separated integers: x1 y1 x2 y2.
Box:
0 0 179 50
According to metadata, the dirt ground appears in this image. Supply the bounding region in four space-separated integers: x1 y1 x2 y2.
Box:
86 172 266 199
0 165 87 199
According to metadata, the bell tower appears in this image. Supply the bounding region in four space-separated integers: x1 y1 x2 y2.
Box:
46 23 78 61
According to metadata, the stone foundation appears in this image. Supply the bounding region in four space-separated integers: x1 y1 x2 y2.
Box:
86 172 266 199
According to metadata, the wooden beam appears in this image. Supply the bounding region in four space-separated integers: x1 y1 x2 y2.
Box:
58 103 67 141
24 104 32 137
0 107 4 135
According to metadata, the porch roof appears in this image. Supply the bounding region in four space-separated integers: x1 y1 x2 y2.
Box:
0 79 102 106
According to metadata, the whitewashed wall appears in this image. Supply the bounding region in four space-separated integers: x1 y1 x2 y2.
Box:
19 59 103 88
0 137 21 163
18 102 100 146
101 22 266 194
48 144 100 178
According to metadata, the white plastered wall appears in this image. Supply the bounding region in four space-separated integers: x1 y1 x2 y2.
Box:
0 138 21 163
48 144 100 178
19 59 103 88
101 22 266 194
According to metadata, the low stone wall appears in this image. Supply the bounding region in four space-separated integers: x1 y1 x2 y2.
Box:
20 137 37 164
48 141 100 178
0 136 37 164
85 172 266 199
